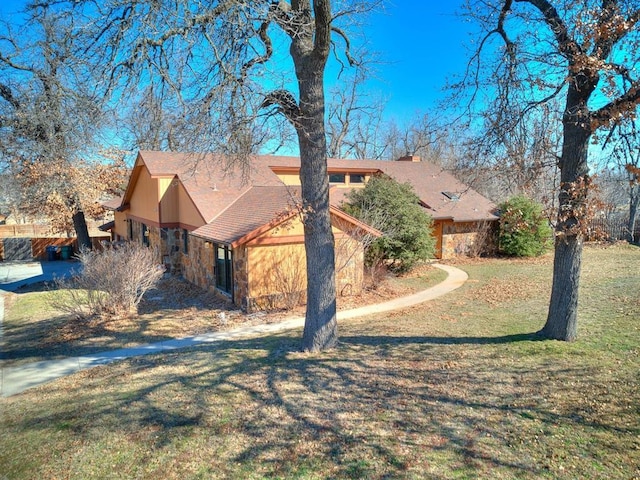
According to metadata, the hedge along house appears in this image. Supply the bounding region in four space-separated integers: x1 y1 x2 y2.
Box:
105 151 381 312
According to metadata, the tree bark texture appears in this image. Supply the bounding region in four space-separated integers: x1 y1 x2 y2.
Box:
540 90 592 341
72 208 92 250
290 0 338 352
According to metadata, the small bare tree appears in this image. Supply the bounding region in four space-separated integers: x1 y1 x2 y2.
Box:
53 243 165 319
605 119 640 243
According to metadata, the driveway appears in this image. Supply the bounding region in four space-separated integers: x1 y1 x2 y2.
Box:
0 260 79 293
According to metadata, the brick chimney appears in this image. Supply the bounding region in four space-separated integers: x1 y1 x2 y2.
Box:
396 155 421 162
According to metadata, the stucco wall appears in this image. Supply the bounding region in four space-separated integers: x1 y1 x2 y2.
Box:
245 243 307 312
243 235 364 313
129 167 160 223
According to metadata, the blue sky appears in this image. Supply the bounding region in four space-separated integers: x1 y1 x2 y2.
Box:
0 1 471 125
362 1 470 120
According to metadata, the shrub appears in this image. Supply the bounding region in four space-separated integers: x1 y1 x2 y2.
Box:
498 195 553 257
342 174 435 273
52 242 165 318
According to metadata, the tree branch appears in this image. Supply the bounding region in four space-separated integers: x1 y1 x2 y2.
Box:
591 80 640 129
261 89 301 124
593 2 640 61
515 0 584 63
0 83 20 109
330 25 357 67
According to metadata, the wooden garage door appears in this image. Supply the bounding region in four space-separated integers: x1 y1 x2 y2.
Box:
3 238 33 261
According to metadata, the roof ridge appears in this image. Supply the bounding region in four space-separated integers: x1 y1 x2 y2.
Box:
205 186 254 223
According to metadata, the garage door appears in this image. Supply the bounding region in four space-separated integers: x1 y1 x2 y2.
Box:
3 238 33 261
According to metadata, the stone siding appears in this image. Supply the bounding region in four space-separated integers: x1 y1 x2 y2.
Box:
182 235 215 292
441 220 497 259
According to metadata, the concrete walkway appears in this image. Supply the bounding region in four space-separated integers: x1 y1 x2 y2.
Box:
0 264 467 397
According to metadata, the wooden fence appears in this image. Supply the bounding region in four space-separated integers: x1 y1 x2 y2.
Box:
0 224 66 238
589 217 640 243
0 223 110 261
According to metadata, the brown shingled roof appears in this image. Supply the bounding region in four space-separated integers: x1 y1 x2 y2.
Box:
191 185 302 245
138 151 286 223
375 162 498 222
102 196 124 211
121 151 496 241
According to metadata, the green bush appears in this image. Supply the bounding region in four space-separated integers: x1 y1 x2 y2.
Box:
342 174 435 272
498 195 553 257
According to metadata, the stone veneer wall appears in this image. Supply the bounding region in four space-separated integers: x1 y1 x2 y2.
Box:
233 245 249 310
128 219 189 272
182 235 215 292
160 227 186 274
128 219 162 263
441 220 497 259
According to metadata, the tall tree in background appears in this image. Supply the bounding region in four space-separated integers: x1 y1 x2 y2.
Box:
460 0 640 341
326 67 387 159
60 0 374 352
0 5 110 247
458 105 561 207
607 119 640 243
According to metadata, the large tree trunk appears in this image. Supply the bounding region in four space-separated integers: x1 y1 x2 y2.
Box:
539 103 591 341
68 193 92 250
72 209 92 251
543 235 582 340
292 0 338 352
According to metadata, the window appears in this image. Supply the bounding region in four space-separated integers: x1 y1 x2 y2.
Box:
329 173 346 184
350 173 365 184
182 229 189 254
215 245 233 295
141 223 149 247
128 219 133 240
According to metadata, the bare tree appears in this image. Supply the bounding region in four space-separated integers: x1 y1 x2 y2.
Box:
606 120 640 243
460 0 640 341
326 67 387 159
58 0 377 351
0 5 110 248
459 105 561 207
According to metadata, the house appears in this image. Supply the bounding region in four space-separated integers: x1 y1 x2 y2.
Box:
104 151 381 312
269 154 498 258
105 151 496 311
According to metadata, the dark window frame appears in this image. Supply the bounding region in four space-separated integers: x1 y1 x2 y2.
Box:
329 173 346 184
141 223 149 247
215 244 233 295
182 228 189 254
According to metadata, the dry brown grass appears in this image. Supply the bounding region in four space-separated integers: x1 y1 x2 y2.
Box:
1 264 446 368
1 245 638 479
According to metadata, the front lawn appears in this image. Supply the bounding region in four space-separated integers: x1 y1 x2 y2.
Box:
0 265 447 367
0 244 638 479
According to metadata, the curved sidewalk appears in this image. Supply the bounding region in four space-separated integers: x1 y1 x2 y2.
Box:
0 264 467 397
